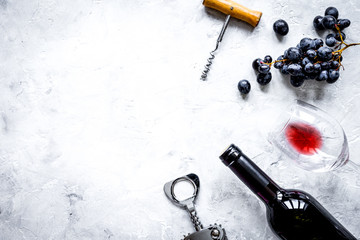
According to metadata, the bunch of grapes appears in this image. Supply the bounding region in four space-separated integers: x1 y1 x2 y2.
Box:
251 7 359 88
313 7 351 48
313 7 350 32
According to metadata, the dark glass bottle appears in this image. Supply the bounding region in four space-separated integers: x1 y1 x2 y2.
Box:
219 144 357 240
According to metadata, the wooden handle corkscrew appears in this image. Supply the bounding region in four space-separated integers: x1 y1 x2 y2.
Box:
203 0 262 27
200 0 262 80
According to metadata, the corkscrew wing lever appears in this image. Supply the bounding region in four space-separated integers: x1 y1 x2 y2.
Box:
164 173 228 240
164 173 203 231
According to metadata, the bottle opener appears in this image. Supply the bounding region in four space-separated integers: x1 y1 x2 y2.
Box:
164 173 228 240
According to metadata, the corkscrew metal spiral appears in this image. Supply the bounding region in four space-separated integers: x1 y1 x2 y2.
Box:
200 15 231 81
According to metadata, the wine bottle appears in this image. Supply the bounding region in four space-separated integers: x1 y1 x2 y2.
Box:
219 144 357 240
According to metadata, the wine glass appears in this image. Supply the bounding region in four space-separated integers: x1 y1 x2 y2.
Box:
268 99 355 172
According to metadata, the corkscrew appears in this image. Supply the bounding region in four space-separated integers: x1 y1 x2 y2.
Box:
201 15 231 81
164 173 228 240
200 0 262 81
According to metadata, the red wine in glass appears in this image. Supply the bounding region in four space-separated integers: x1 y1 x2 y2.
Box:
268 100 350 172
285 122 323 155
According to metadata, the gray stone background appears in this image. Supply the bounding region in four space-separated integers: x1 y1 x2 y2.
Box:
0 0 359 239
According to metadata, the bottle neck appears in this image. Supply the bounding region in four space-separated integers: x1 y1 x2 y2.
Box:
220 144 281 204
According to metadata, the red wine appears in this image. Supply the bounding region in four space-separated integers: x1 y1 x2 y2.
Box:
285 122 322 155
220 144 357 240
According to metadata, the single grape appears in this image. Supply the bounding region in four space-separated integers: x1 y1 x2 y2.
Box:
330 61 339 69
257 72 272 85
299 38 313 51
313 63 322 73
264 55 273 63
325 7 339 19
304 63 314 73
290 75 305 87
306 49 317 59
317 46 333 61
335 32 346 41
301 57 312 67
274 62 282 69
281 64 289 74
321 61 330 70
321 15 336 29
313 38 324 49
317 70 329 81
337 19 351 30
238 80 251 94
309 40 317 50
287 63 303 76
325 33 337 47
285 47 302 62
327 69 340 83
273 19 289 36
274 56 284 69
258 64 270 74
252 58 262 71
283 49 288 57
313 16 325 30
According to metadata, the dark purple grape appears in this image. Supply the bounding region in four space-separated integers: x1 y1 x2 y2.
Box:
337 19 351 30
325 7 339 19
257 72 272 85
317 70 329 81
258 64 270 74
330 61 339 69
306 49 317 59
317 47 333 61
310 40 317 50
321 62 330 70
313 16 325 30
290 76 305 87
313 63 322 73
281 64 289 74
321 15 336 29
264 55 273 63
283 49 288 57
274 56 284 69
335 32 346 41
313 38 324 49
304 63 314 73
273 19 289 36
333 54 343 62
252 58 262 71
285 47 302 62
301 57 312 67
299 38 313 51
325 34 337 47
287 63 303 76
274 62 283 69
327 69 340 83
238 80 251 94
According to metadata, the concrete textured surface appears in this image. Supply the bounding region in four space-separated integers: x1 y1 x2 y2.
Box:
0 0 359 239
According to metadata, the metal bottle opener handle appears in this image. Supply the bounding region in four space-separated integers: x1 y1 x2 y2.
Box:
164 173 228 240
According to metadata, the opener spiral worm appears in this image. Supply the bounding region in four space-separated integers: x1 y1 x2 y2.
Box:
200 15 231 81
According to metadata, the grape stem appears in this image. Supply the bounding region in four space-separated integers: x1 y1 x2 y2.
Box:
332 25 360 54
